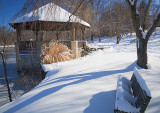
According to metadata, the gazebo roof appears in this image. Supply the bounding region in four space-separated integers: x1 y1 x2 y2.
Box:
11 3 90 30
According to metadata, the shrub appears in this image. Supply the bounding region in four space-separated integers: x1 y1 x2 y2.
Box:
41 41 74 64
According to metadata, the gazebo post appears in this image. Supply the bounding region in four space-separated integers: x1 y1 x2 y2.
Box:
16 25 22 71
72 25 76 41
35 24 41 71
39 23 43 41
35 28 39 41
16 26 21 43
82 27 85 41
81 27 87 49
71 24 78 58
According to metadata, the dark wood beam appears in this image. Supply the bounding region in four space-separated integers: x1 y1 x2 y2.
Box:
72 24 76 41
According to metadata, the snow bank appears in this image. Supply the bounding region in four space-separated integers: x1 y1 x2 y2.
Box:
41 61 68 72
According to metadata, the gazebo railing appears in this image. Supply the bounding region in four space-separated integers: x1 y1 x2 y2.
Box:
18 40 86 51
56 40 71 49
41 40 86 49
15 41 41 71
19 41 37 50
15 40 86 71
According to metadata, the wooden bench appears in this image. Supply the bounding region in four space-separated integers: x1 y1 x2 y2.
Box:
89 47 104 51
114 67 151 113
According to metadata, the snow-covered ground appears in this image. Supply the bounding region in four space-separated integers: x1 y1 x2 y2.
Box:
0 29 160 113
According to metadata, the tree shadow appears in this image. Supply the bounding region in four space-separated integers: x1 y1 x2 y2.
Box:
84 90 116 113
37 61 139 89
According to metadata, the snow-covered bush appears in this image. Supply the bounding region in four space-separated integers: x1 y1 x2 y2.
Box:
41 41 74 64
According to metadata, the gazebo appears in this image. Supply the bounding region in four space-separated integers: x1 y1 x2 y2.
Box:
9 3 90 71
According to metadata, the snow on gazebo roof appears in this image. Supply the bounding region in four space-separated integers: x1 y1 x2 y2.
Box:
13 3 90 28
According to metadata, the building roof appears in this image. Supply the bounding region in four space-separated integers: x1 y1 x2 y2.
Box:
13 3 90 28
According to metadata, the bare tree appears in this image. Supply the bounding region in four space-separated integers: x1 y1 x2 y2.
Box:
0 52 12 102
0 26 12 102
125 0 160 69
99 1 133 39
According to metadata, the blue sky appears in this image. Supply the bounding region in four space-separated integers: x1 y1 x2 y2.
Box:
0 0 27 27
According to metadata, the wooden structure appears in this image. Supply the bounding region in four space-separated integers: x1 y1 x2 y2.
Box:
9 3 90 71
114 68 151 113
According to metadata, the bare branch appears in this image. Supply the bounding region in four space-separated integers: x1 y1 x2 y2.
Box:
13 0 34 22
126 0 138 6
2 0 4 8
145 13 160 42
134 0 138 6
142 0 152 31
125 0 132 7
96 0 101 13
68 0 85 21
126 0 142 39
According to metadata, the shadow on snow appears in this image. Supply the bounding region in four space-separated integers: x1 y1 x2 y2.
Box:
84 90 116 113
4 61 140 113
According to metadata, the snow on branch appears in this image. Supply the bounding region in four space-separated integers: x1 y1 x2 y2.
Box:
136 10 139 15
139 26 142 31
129 0 135 6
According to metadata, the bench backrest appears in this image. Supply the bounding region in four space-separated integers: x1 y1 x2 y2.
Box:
131 73 151 113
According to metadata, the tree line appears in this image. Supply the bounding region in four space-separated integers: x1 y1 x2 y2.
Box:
0 27 16 45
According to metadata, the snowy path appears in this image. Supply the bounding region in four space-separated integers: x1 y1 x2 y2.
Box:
0 51 138 113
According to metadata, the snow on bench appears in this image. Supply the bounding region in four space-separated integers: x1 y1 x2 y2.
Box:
114 67 151 113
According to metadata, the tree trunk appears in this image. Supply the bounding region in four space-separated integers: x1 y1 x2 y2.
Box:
91 34 94 42
137 39 148 69
125 0 160 69
117 34 122 44
116 35 120 44
0 52 12 102
99 35 101 42
56 34 59 40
